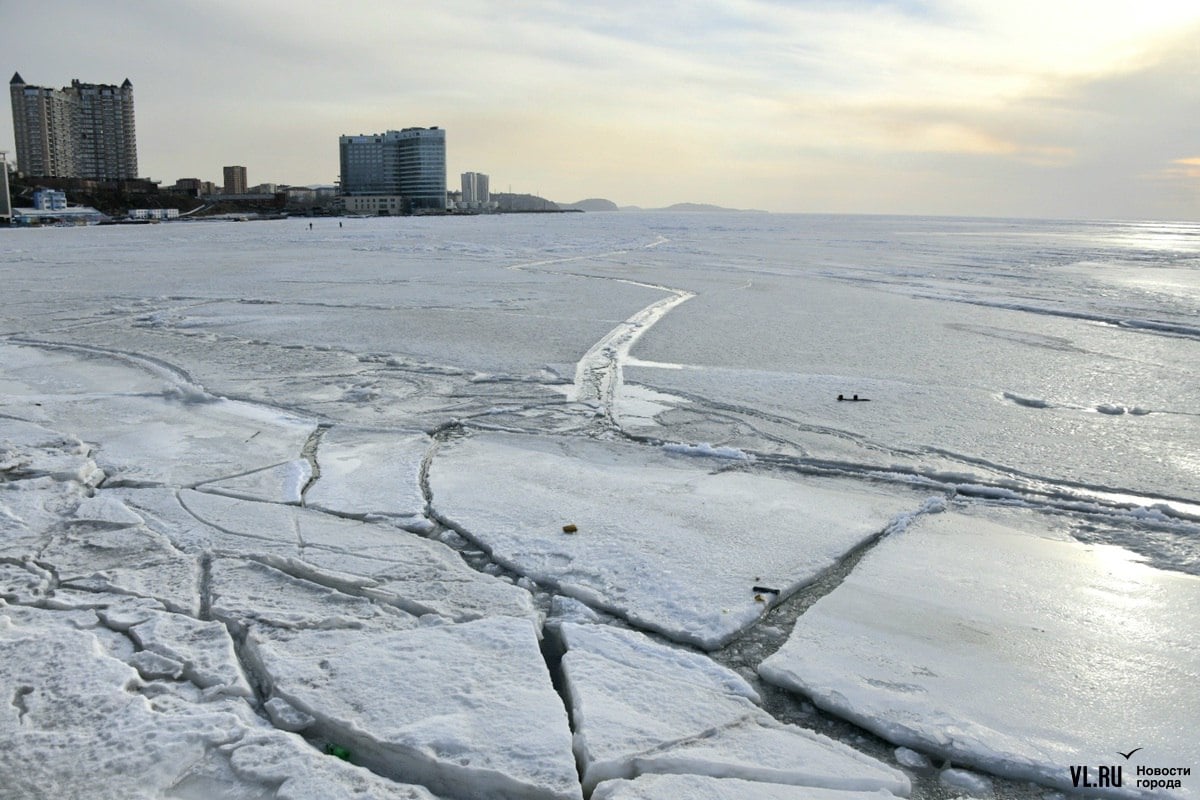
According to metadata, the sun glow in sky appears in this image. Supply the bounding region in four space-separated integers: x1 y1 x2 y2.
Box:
4 0 1199 218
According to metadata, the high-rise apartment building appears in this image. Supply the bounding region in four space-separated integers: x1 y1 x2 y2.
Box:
9 73 138 181
223 165 247 194
339 127 446 212
461 172 490 208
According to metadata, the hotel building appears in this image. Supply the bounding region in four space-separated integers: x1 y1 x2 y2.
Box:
339 127 446 213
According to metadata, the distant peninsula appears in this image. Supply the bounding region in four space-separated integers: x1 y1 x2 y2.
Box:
558 198 619 212
556 199 766 213
631 202 767 213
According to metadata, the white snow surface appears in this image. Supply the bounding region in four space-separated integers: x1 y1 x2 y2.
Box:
0 605 446 800
759 506 1200 797
0 341 317 488
591 774 903 800
430 432 922 648
247 617 582 800
303 426 431 525
199 458 312 505
3 214 1199 799
558 622 911 796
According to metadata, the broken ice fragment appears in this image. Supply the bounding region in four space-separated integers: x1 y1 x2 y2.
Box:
265 696 316 732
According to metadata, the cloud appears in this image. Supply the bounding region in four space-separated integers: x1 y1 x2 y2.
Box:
4 1 1199 216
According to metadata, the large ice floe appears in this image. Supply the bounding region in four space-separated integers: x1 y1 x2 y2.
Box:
0 602 449 800
429 432 924 649
758 505 1200 797
301 426 432 529
247 618 583 800
553 621 910 796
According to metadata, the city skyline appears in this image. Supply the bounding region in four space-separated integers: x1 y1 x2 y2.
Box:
3 1 1198 219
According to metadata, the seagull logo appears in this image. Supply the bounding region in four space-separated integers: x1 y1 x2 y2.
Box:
1117 748 1143 760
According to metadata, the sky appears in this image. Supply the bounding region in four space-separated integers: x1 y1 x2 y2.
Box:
3 0 1199 219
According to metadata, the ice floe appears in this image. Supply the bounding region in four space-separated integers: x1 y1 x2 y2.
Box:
210 556 414 634
556 621 910 795
136 489 538 623
246 616 582 800
0 611 246 799
130 611 253 697
303 426 431 527
758 506 1200 796
199 458 313 504
0 603 448 799
430 432 922 648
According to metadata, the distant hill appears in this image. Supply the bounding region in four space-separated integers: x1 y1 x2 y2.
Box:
618 202 766 213
551 199 768 213
658 202 766 213
492 193 561 212
559 198 619 212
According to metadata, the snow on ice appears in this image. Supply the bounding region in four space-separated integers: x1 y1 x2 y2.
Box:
555 621 910 795
759 505 1200 796
302 425 431 528
591 774 904 800
246 617 583 800
430 431 923 649
3 214 1199 799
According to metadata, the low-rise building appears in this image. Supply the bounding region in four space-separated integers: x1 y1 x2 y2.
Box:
342 194 404 215
11 204 106 225
128 208 179 220
33 189 68 210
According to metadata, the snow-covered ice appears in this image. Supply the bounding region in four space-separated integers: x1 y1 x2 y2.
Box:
558 621 911 795
0 604 448 799
163 488 538 623
759 505 1200 796
591 774 904 799
2 213 1198 799
199 458 312 505
430 431 922 648
123 607 254 697
247 617 582 800
0 342 317 488
303 426 431 527
0 612 247 799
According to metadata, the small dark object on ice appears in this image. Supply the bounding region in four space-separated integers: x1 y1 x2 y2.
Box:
837 394 870 402
562 523 578 533
752 585 780 595
325 743 352 761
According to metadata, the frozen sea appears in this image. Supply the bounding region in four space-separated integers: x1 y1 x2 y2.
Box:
1 212 1197 800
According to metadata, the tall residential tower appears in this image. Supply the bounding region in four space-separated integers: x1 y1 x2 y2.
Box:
223 165 247 194
461 172 490 209
9 73 138 181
